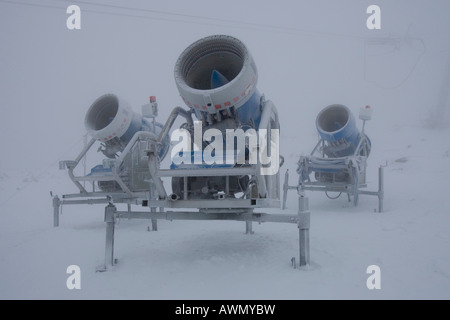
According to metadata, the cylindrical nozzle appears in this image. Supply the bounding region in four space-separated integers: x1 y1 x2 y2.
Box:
84 93 169 159
85 94 141 143
316 104 362 157
174 35 259 115
169 193 179 201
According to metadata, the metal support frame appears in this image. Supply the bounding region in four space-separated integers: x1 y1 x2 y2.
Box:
285 129 384 212
56 101 311 271
283 164 384 212
59 132 158 197
94 200 310 271
358 165 384 212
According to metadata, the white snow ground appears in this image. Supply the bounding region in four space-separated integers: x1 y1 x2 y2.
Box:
1 0 450 300
1 123 449 300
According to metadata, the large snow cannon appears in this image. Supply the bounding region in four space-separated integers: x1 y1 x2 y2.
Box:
174 34 262 127
316 104 370 158
170 34 280 200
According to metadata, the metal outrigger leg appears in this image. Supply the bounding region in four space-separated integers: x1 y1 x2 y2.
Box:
245 220 254 234
357 164 385 213
96 200 311 271
52 195 61 227
298 195 310 268
95 203 118 272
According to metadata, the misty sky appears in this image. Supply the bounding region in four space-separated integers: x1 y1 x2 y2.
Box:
0 0 449 174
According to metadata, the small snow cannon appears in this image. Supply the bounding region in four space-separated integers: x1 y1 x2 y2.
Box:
81 94 169 193
85 94 168 159
54 35 311 271
283 104 384 211
315 104 371 158
58 93 169 195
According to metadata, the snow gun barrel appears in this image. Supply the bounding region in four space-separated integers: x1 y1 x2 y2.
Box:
85 94 143 144
84 93 168 159
174 34 262 126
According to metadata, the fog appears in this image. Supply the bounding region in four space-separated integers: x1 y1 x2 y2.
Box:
1 0 450 300
1 0 449 174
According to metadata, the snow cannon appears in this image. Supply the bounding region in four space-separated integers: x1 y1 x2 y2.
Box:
85 93 168 159
169 34 280 200
54 35 311 271
284 104 384 211
316 104 371 158
174 34 262 128
60 93 170 193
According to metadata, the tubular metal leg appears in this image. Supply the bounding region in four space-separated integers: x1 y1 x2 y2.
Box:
299 229 310 267
150 206 158 231
104 204 117 269
378 166 384 213
353 167 360 207
353 192 359 206
298 196 310 267
282 170 289 210
245 221 254 234
151 218 158 231
52 196 60 227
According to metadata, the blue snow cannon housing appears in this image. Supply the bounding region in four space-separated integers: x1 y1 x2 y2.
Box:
174 34 262 129
316 104 370 158
85 93 169 159
170 35 268 199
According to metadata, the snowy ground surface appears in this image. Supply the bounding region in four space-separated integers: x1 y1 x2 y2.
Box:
1 122 449 300
1 0 450 300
